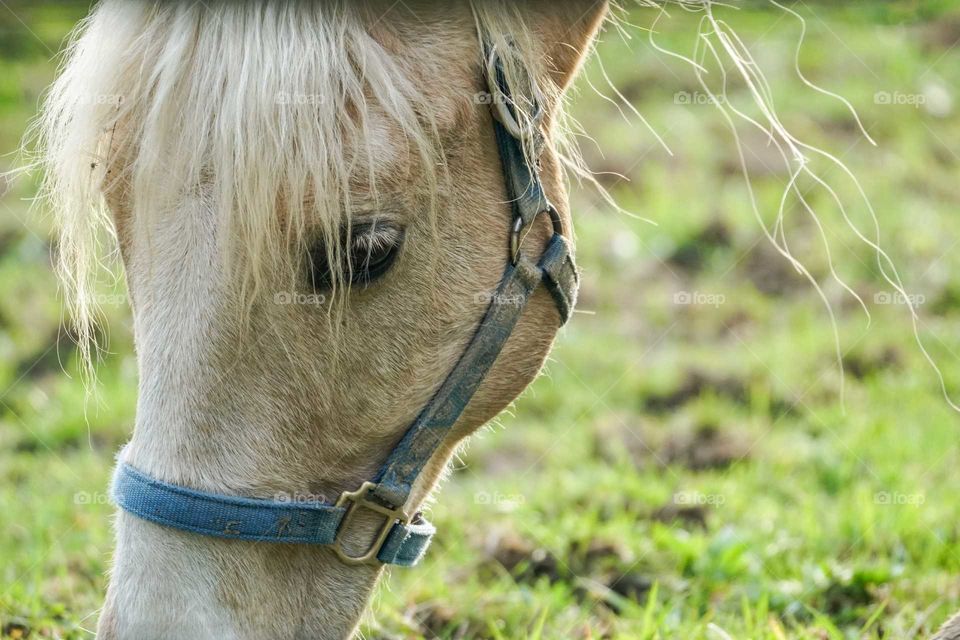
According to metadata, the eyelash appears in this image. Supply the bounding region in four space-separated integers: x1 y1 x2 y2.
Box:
308 222 404 290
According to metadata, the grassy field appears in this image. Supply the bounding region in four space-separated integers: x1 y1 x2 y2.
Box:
3 3 960 639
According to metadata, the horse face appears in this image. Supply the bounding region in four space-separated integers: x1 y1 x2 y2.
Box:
104 0 604 510
43 1 606 637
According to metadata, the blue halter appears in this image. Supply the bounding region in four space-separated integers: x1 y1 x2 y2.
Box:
111 44 579 567
113 462 435 566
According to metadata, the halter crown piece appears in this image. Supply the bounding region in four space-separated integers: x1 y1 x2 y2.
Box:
111 41 579 567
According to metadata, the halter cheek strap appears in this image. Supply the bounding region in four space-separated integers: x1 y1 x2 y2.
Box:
111 43 579 567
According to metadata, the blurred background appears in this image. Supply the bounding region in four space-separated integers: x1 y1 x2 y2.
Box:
2 2 960 639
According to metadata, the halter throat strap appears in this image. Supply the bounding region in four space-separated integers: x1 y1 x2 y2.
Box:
112 462 434 565
111 43 579 568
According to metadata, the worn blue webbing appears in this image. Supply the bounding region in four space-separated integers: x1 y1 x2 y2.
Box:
112 462 435 566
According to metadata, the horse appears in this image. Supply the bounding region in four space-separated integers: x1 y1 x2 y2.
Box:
38 1 960 638
37 1 609 637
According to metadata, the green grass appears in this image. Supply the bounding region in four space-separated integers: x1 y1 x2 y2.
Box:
3 3 960 639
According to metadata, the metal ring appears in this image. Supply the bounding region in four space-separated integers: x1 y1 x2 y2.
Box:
510 206 565 265
485 44 543 143
509 215 524 264
546 205 564 236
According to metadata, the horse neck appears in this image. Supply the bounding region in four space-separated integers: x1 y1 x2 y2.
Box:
99 512 382 639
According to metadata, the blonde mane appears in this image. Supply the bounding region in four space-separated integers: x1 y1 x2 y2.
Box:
30 0 957 409
20 5 434 361
28 1 590 375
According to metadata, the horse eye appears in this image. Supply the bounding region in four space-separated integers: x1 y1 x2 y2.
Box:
308 221 404 290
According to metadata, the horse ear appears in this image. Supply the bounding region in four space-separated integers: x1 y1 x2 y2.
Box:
526 1 609 91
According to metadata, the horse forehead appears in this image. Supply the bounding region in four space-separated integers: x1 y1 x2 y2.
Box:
370 18 479 134
351 80 477 183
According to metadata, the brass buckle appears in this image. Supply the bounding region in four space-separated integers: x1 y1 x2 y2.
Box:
333 482 409 565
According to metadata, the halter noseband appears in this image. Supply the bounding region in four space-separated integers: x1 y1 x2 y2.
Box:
111 44 580 567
